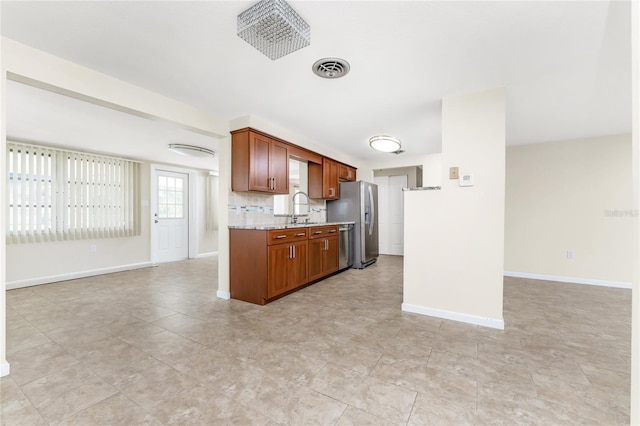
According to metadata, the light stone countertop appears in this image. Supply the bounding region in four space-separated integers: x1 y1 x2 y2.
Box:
229 221 355 230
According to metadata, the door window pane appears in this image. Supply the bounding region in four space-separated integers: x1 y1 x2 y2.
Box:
157 175 185 219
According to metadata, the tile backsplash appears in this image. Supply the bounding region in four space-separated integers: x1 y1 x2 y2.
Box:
228 191 327 227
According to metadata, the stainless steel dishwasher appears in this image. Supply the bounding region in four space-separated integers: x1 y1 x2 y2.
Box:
338 224 354 271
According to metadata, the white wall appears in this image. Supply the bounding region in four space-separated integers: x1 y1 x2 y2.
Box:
505 135 632 286
403 88 505 329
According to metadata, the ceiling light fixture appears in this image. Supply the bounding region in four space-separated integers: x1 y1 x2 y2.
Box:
369 135 402 153
168 144 215 158
237 0 310 60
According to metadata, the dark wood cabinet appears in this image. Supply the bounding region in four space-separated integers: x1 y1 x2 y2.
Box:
232 128 289 194
309 158 339 199
338 163 356 182
308 225 339 282
268 240 307 298
230 225 340 305
232 127 356 199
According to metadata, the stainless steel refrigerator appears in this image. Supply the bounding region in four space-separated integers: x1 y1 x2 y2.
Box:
327 181 379 269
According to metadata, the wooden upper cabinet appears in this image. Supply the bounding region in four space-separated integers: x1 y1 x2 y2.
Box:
323 159 339 199
247 132 272 192
232 128 289 194
309 158 341 199
270 140 289 193
338 163 356 182
232 127 355 198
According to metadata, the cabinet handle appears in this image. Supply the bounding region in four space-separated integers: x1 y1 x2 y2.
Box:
289 245 292 259
313 231 322 234
296 233 305 237
325 239 328 250
292 245 296 259
275 235 287 239
329 230 336 233
329 187 334 197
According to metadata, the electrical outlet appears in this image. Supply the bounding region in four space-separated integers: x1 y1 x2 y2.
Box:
567 250 575 259
449 167 459 179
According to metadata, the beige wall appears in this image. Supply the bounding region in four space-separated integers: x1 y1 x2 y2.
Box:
403 88 505 328
631 1 639 421
1 42 8 376
505 134 633 285
359 153 442 187
373 166 420 188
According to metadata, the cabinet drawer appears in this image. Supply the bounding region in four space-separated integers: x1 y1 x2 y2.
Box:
267 228 308 245
308 225 339 239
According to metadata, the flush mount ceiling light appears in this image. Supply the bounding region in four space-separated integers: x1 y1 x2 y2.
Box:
312 58 350 79
369 135 402 153
168 144 215 158
237 0 310 60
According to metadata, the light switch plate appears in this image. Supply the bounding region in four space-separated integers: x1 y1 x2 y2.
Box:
449 167 459 179
459 173 474 187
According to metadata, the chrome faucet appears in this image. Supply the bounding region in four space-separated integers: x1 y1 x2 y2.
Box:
291 191 309 224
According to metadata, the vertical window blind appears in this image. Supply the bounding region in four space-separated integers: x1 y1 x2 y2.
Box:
7 142 140 244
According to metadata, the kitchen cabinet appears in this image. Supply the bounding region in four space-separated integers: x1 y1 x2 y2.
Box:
308 225 339 282
229 225 341 305
230 228 307 304
338 163 356 182
309 158 339 199
231 128 289 194
268 240 308 298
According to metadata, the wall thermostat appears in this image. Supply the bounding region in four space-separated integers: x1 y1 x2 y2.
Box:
459 173 474 187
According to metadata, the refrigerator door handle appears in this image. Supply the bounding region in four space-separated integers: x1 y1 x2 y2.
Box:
368 185 375 236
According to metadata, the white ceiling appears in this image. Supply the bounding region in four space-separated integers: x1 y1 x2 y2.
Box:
1 1 631 164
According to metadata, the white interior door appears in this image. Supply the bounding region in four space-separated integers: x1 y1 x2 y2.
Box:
374 174 407 255
389 175 407 255
154 170 189 263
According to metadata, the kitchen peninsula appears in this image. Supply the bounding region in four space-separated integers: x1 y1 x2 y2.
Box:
229 221 353 305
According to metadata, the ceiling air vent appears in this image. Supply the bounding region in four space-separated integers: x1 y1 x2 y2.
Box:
312 58 350 79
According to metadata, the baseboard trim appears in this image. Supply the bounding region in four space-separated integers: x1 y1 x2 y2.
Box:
0 361 10 377
6 262 154 290
216 290 230 300
196 251 218 258
504 271 632 289
401 303 505 330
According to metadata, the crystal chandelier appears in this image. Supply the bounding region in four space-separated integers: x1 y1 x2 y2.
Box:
237 0 310 60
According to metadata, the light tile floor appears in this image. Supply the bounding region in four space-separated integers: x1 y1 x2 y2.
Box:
1 255 631 425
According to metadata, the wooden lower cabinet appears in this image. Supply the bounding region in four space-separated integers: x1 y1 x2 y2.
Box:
268 241 307 298
308 236 338 282
230 226 340 305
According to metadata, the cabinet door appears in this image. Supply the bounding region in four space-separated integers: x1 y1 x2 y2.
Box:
323 158 339 199
308 238 325 282
324 236 339 275
288 241 308 289
267 244 291 298
249 132 273 192
339 164 354 181
270 140 289 194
